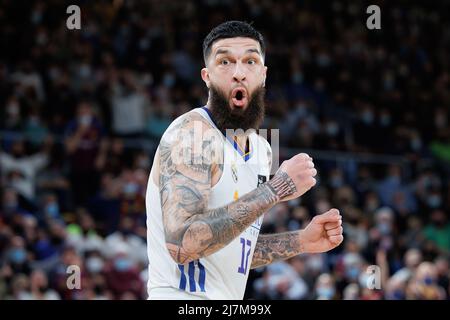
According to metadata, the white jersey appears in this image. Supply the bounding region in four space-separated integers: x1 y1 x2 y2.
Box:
146 107 272 300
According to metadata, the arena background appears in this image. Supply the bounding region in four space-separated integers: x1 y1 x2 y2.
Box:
0 0 449 300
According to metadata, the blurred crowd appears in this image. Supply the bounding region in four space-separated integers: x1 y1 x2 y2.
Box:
1 0 449 300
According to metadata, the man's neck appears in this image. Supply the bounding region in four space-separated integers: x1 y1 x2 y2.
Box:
203 104 250 154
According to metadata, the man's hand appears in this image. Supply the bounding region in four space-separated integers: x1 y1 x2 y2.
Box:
300 208 343 253
267 153 317 202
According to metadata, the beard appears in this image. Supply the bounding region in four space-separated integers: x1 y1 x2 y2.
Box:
208 84 265 133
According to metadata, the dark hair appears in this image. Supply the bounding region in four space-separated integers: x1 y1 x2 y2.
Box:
202 21 265 63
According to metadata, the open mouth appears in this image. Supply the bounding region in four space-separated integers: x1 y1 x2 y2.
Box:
231 87 248 108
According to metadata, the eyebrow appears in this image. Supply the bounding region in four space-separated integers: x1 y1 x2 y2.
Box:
215 48 261 57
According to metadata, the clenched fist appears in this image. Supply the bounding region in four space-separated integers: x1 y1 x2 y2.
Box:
267 153 317 202
300 208 344 253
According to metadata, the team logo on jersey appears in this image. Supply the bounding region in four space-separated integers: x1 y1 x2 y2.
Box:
231 163 238 183
257 175 267 186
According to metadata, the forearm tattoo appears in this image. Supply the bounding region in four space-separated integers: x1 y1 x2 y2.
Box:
250 231 304 269
159 112 292 264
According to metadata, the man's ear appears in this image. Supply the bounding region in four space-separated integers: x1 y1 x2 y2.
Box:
262 66 268 87
201 67 210 88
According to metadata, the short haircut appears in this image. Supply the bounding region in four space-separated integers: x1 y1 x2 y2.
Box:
202 21 265 63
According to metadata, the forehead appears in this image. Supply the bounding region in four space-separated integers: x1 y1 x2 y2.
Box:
211 37 261 55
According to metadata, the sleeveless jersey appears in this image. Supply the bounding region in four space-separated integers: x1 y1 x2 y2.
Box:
146 107 271 299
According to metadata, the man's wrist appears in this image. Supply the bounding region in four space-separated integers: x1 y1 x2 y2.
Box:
297 230 307 254
266 171 297 201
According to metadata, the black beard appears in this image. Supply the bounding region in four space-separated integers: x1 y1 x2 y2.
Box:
208 85 265 133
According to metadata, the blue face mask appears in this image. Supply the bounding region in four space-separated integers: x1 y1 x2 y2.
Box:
9 248 27 264
317 287 335 299
427 196 442 208
392 289 405 300
346 266 360 280
114 258 133 272
380 115 391 127
123 183 139 196
46 202 60 218
330 177 343 188
361 111 374 124
378 222 391 235
423 277 434 286
4 202 18 212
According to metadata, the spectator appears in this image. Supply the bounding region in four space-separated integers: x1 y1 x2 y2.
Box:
64 101 105 205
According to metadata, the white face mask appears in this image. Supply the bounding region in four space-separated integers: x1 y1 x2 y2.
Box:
79 115 92 127
7 102 20 116
86 257 104 274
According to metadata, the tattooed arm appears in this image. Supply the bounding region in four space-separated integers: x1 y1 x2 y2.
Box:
251 209 344 269
159 112 317 265
251 231 304 269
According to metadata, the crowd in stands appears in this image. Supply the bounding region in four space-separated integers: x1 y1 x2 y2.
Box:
1 0 449 300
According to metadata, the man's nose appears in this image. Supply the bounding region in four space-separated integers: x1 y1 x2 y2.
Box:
232 62 246 82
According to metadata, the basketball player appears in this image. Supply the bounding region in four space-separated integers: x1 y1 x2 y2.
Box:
146 21 344 299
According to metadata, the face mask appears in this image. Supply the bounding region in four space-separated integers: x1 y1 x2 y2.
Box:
346 266 360 280
9 248 27 264
330 177 343 188
392 289 405 300
4 201 18 212
45 202 60 218
325 123 339 136
123 183 139 196
38 286 49 294
378 222 391 235
86 257 104 274
163 73 175 87
410 138 422 151
389 176 401 184
94 285 105 295
427 196 442 208
120 228 133 236
317 287 335 299
7 102 20 116
292 72 304 84
383 77 395 90
380 114 391 126
295 104 308 117
78 115 92 127
422 176 432 188
114 258 133 272
317 54 331 67
423 276 434 286
361 111 374 124
288 198 300 208
31 10 43 24
366 201 379 212
29 116 40 126
79 64 91 78
435 116 447 129
138 158 149 169
308 257 323 272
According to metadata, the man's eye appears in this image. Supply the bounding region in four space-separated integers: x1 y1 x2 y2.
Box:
248 59 256 65
220 60 229 65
